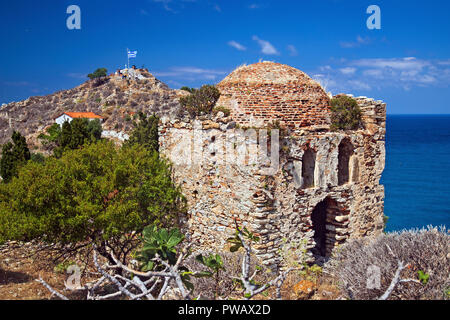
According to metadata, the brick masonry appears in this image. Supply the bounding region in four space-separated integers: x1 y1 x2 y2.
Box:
216 62 331 129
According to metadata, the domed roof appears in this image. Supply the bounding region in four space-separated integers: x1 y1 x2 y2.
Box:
219 61 322 87
216 62 331 129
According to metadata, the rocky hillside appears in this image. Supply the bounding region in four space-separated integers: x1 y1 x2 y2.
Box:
0 69 187 151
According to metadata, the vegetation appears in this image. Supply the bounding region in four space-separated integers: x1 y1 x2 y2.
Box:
195 253 225 299
0 131 31 183
330 95 362 130
179 85 221 117
87 68 108 80
180 86 196 93
39 118 102 157
33 224 291 300
212 106 231 117
0 140 186 262
136 225 185 271
30 152 45 164
326 226 450 300
38 123 61 145
125 112 159 153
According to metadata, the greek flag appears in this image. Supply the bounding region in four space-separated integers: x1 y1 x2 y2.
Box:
128 50 137 58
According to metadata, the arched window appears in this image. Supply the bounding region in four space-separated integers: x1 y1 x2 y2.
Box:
302 148 316 188
338 138 354 186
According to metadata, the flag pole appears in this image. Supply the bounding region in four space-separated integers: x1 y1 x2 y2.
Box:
126 48 129 69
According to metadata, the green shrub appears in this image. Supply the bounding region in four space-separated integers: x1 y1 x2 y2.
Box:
212 106 231 117
0 140 186 262
195 253 225 299
180 86 196 93
54 260 77 274
330 96 362 130
126 112 159 153
88 68 108 80
0 131 31 183
40 118 102 158
136 225 185 271
30 153 45 164
179 85 221 118
38 123 62 145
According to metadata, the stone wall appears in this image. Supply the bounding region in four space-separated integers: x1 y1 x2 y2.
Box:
159 95 386 267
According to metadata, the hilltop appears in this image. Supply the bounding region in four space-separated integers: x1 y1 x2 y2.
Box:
0 69 187 151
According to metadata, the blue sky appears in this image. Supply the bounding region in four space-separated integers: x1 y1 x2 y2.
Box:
1 0 450 114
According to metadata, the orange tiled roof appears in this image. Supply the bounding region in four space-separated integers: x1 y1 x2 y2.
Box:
64 112 103 119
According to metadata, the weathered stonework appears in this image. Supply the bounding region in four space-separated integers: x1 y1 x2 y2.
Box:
160 62 386 267
216 61 331 129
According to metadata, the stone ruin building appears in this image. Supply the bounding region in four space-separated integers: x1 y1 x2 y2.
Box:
159 61 386 266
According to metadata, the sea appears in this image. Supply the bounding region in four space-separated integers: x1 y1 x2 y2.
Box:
381 115 450 232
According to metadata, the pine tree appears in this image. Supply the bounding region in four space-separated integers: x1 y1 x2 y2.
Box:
53 118 103 157
0 131 31 182
127 112 159 153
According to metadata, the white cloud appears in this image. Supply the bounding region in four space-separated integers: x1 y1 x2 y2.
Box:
67 73 86 79
319 65 332 72
152 0 174 12
312 57 450 93
339 67 356 75
152 0 219 13
340 35 372 48
252 36 280 55
352 57 430 71
228 41 247 51
287 45 298 56
248 4 260 9
437 60 450 66
347 80 371 91
153 66 227 81
2 81 33 87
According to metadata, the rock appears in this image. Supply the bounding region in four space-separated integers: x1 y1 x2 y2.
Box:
226 121 237 129
292 280 316 300
335 215 349 223
162 288 183 300
202 120 220 130
215 111 225 119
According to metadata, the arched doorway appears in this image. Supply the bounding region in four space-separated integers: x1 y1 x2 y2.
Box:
338 138 354 186
311 197 340 258
311 200 328 257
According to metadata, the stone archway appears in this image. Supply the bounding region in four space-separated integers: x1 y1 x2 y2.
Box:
311 197 346 258
311 199 328 257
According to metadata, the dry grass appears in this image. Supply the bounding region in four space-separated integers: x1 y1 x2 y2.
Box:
0 241 99 300
325 226 450 300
